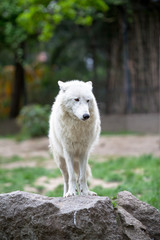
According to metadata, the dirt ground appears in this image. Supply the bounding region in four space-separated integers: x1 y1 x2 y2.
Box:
1 135 160 193
0 135 160 159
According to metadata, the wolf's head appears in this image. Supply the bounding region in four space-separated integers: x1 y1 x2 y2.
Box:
58 80 95 121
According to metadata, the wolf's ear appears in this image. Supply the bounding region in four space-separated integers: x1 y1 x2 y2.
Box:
58 81 65 91
86 81 93 90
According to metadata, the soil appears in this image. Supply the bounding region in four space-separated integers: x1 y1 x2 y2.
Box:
0 135 160 159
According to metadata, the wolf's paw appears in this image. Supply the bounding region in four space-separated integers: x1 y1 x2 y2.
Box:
65 189 77 197
79 189 97 196
88 190 97 196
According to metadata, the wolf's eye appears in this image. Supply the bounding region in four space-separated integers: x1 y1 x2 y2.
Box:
74 98 79 102
87 100 90 103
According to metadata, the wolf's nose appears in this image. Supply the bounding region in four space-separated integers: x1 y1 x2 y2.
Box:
83 114 90 120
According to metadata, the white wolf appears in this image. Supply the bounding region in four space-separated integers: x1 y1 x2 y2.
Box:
49 80 101 197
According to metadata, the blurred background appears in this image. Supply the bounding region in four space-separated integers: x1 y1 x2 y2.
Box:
0 0 160 134
0 0 160 209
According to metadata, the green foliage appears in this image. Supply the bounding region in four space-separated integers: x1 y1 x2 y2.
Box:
17 104 50 137
0 0 132 45
17 0 109 41
111 199 117 209
0 0 27 50
106 0 127 5
26 65 59 106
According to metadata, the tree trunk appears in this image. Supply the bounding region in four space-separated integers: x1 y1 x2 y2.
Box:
10 42 27 118
104 2 160 113
122 9 132 113
91 40 98 97
105 14 124 114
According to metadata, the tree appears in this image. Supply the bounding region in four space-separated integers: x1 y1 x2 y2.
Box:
0 0 108 118
0 0 28 117
17 0 109 100
4 0 159 115
17 0 108 41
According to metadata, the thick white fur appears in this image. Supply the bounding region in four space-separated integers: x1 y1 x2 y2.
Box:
49 80 101 197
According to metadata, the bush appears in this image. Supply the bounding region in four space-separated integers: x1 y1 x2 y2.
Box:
17 104 50 137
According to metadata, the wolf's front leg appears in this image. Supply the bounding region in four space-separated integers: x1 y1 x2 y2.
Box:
79 153 97 196
64 150 77 197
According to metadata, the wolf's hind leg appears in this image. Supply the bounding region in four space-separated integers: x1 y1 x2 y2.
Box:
59 157 69 197
74 160 80 193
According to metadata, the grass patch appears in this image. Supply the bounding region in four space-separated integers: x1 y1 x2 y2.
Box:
46 155 160 208
90 155 160 210
101 131 142 136
0 155 23 164
0 132 31 141
46 185 64 197
0 154 159 210
0 166 61 194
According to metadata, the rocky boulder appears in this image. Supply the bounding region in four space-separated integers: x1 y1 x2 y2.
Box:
0 191 121 240
0 190 159 240
117 191 160 240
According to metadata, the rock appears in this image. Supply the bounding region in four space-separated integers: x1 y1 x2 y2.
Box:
0 191 121 240
0 191 160 240
117 206 151 240
117 191 160 240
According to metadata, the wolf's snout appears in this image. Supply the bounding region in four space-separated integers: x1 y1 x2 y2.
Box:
83 113 90 120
